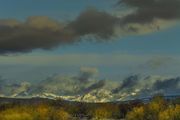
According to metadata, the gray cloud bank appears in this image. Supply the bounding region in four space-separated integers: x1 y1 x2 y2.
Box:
112 75 180 95
119 0 180 24
0 0 180 54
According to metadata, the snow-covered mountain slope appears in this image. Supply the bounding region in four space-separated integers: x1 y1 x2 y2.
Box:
0 74 180 102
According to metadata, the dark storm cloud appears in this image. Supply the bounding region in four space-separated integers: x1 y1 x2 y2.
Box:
112 75 139 93
0 9 118 54
153 77 180 90
66 9 118 39
111 74 180 96
0 16 75 54
83 80 106 93
0 0 180 54
119 0 180 24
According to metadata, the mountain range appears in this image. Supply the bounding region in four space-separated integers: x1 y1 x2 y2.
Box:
0 74 180 102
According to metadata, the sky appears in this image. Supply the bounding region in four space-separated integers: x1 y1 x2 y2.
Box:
0 0 180 83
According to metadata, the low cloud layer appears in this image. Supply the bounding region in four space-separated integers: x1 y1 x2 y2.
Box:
112 75 139 93
0 69 180 100
153 77 180 91
83 80 106 93
0 0 180 54
78 67 99 82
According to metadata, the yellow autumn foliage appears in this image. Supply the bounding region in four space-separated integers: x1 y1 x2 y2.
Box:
0 106 33 120
126 96 180 120
126 106 144 120
159 105 180 120
0 104 71 120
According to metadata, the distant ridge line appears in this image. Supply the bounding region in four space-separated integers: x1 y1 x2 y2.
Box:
0 94 179 104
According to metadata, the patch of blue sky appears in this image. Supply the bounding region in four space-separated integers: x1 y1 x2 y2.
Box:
29 24 180 56
0 0 114 20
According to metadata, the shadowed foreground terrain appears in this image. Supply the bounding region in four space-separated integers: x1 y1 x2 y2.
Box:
0 95 180 120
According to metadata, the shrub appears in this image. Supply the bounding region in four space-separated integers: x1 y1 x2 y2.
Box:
126 95 168 120
90 107 112 119
0 107 33 120
126 106 144 120
159 105 180 120
53 108 71 120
